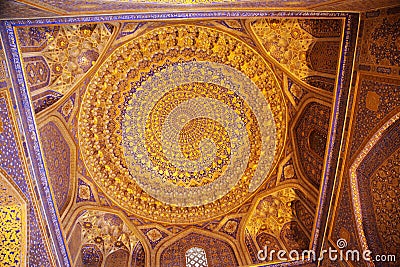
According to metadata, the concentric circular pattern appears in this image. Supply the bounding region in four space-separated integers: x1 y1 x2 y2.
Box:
79 25 286 223
146 83 235 188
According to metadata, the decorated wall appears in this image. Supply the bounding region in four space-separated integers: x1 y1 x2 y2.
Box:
0 3 398 267
327 5 400 267
0 41 60 266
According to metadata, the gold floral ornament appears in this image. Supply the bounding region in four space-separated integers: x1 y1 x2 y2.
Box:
123 62 275 206
251 19 314 80
78 25 286 223
246 188 297 238
79 211 140 254
41 24 111 95
0 175 27 266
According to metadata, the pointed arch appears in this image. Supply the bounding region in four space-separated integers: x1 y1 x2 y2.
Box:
350 112 400 263
156 228 243 267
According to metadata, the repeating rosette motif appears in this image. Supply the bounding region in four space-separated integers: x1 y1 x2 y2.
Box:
79 25 285 223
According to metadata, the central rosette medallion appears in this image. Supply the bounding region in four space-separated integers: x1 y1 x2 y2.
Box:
79 25 285 223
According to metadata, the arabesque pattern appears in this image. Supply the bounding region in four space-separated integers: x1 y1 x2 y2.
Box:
78 24 286 223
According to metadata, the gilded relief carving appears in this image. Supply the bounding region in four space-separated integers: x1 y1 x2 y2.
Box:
1 8 361 266
78 24 286 223
16 23 113 113
0 172 27 267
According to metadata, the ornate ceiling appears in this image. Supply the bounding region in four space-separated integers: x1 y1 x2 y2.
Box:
1 0 400 18
78 24 285 222
0 3 399 267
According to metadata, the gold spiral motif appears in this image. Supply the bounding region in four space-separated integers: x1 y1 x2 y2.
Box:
144 82 260 189
78 25 285 223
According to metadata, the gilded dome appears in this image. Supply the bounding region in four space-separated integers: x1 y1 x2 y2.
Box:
78 24 286 223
